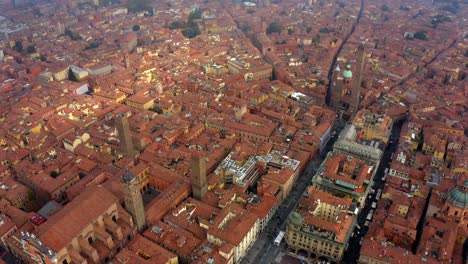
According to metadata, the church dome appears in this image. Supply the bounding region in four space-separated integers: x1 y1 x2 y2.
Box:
447 181 468 209
343 64 353 78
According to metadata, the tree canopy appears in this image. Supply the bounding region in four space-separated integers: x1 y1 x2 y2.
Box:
414 31 428 40
182 28 200 38
182 9 201 39
84 41 100 50
65 29 82 41
381 4 390 12
50 170 60 178
169 21 184 30
126 0 151 13
188 8 202 20
27 45 36 53
319 27 333 33
14 41 23 53
267 22 282 34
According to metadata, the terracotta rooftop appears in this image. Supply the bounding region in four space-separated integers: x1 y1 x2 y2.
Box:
35 186 119 252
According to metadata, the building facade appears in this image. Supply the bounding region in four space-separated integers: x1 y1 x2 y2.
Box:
285 187 355 264
6 186 136 264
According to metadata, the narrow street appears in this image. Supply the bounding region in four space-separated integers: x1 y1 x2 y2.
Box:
341 120 404 263
326 0 365 105
243 0 366 262
241 122 345 264
382 39 457 99
241 153 323 264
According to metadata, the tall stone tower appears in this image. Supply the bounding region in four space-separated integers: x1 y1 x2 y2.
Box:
122 170 146 232
115 114 136 158
124 54 130 68
191 153 207 200
351 43 366 113
330 65 343 109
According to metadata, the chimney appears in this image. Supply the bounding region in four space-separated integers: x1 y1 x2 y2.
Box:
257 181 264 197
256 160 267 175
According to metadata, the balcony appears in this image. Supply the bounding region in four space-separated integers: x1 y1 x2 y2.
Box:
94 223 115 249
78 237 99 263
67 248 87 264
104 215 123 241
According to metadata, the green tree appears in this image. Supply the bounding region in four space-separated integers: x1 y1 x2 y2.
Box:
100 0 116 6
71 32 81 40
126 0 151 13
241 24 250 34
84 41 100 50
169 21 183 30
312 34 321 46
399 5 410 11
381 4 390 12
306 27 312 33
188 8 202 20
288 28 294 35
313 34 320 42
50 170 60 178
14 40 23 53
182 26 200 38
40 55 47 62
78 172 86 179
32 8 41 17
65 29 82 41
182 9 202 38
27 45 36 53
414 31 428 40
431 14 451 28
319 27 333 33
132 25 141 31
27 190 36 201
267 22 282 34
64 28 72 37
442 2 459 14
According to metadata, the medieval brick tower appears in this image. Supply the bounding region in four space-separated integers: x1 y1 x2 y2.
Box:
191 153 207 200
350 43 366 113
115 114 136 158
331 65 344 110
122 170 146 232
